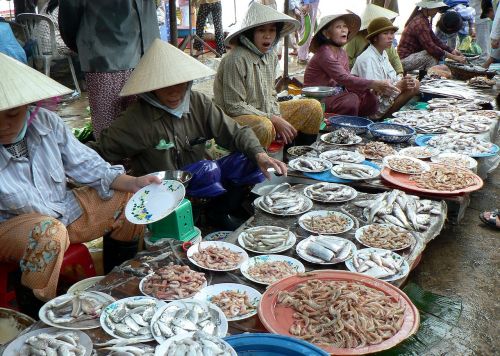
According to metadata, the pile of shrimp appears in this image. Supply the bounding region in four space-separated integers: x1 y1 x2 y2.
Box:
211 290 255 318
248 261 297 284
277 279 405 349
191 246 242 270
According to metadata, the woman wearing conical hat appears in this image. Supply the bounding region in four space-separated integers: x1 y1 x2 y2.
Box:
398 0 466 72
352 18 420 119
0 53 161 305
344 4 403 74
304 13 399 117
213 2 324 149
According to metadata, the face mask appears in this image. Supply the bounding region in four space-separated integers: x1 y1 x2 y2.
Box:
140 82 192 119
12 111 29 143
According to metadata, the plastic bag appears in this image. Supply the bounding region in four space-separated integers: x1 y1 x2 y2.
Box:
458 36 482 55
217 153 265 186
182 160 226 198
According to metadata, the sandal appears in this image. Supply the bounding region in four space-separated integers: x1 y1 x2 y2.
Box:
479 209 500 229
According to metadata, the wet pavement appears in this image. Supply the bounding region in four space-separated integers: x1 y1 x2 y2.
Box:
53 53 499 356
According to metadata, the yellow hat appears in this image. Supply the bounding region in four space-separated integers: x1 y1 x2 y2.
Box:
0 53 72 111
120 39 216 97
224 2 299 47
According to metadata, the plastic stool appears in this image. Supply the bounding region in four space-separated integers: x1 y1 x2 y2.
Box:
59 243 97 286
0 262 19 309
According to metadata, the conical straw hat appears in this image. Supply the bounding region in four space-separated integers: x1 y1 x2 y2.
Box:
120 39 216 97
310 13 361 53
357 4 399 31
416 0 448 9
224 2 300 47
0 53 72 111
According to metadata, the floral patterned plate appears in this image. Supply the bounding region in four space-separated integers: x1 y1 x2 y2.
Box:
125 180 185 224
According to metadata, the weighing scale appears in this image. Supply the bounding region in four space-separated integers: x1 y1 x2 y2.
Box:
147 199 198 242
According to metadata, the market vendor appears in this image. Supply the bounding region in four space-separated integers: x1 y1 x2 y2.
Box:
0 53 161 304
93 39 287 228
344 4 403 75
213 2 323 148
303 13 399 117
352 18 420 119
397 0 466 73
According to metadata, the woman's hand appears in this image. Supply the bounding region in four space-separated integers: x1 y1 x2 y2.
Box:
255 152 288 179
111 174 162 193
447 52 466 63
270 115 298 145
371 80 400 96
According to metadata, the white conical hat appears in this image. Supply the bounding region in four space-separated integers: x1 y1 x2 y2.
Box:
0 53 72 111
416 0 448 9
120 39 216 97
310 13 361 53
357 4 399 31
224 2 300 47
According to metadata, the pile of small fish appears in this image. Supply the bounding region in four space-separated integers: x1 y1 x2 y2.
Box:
431 107 466 115
385 156 427 174
302 236 352 263
392 112 455 134
357 142 396 159
18 331 86 356
302 213 351 234
191 246 242 270
287 146 319 158
247 261 297 284
427 98 457 108
157 331 233 356
211 290 256 318
467 76 496 88
304 182 356 202
322 128 360 144
142 264 206 300
278 279 406 348
319 149 364 163
43 292 110 326
358 224 414 250
351 250 405 279
289 157 331 172
398 146 437 159
151 301 222 341
451 120 490 133
259 189 310 215
469 110 498 120
239 226 291 252
392 110 427 119
426 133 494 156
331 163 378 180
95 339 155 356
431 154 472 169
409 165 477 191
103 298 159 339
354 189 442 231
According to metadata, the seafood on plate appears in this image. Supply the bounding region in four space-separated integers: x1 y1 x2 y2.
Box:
238 226 294 253
210 290 257 319
140 263 206 300
391 111 455 129
18 331 87 356
156 331 235 356
256 187 312 215
356 224 415 250
191 245 243 270
426 133 495 156
40 291 113 328
101 297 163 340
430 153 476 170
277 279 406 348
320 128 362 145
246 259 300 284
383 155 429 174
95 339 156 356
303 182 357 203
431 107 467 115
288 157 332 172
354 189 443 231
409 165 478 191
467 76 496 88
151 300 226 342
287 145 319 158
296 235 354 264
330 163 380 180
450 120 490 133
392 110 428 119
398 146 438 159
468 110 498 120
357 142 396 160
348 248 409 280
319 149 365 164
299 211 353 235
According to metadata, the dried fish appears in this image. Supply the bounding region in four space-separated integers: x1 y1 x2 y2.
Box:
319 149 365 164
258 189 311 215
331 163 379 180
426 133 494 156
289 157 332 172
278 279 406 348
321 128 361 145
287 145 319 158
299 236 353 263
158 331 233 356
384 156 428 174
398 146 438 159
247 261 298 284
192 246 242 270
239 226 292 253
467 76 496 88
18 331 87 356
303 182 357 203
350 249 406 279
210 290 256 318
358 224 414 250
301 212 352 234
409 165 478 191
357 142 396 160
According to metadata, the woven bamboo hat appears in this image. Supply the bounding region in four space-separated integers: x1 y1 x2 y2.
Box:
416 0 448 9
0 53 72 111
357 4 399 31
120 39 216 97
310 13 361 53
224 2 299 47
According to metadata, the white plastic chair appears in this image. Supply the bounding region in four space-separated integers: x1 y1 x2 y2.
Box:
16 13 80 95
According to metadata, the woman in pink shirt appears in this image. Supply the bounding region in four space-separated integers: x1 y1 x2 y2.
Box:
304 13 397 116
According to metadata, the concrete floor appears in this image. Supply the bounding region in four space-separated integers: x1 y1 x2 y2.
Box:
53 53 499 355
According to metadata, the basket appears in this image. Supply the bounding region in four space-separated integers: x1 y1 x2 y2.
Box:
445 62 496 81
327 115 373 134
368 123 415 143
